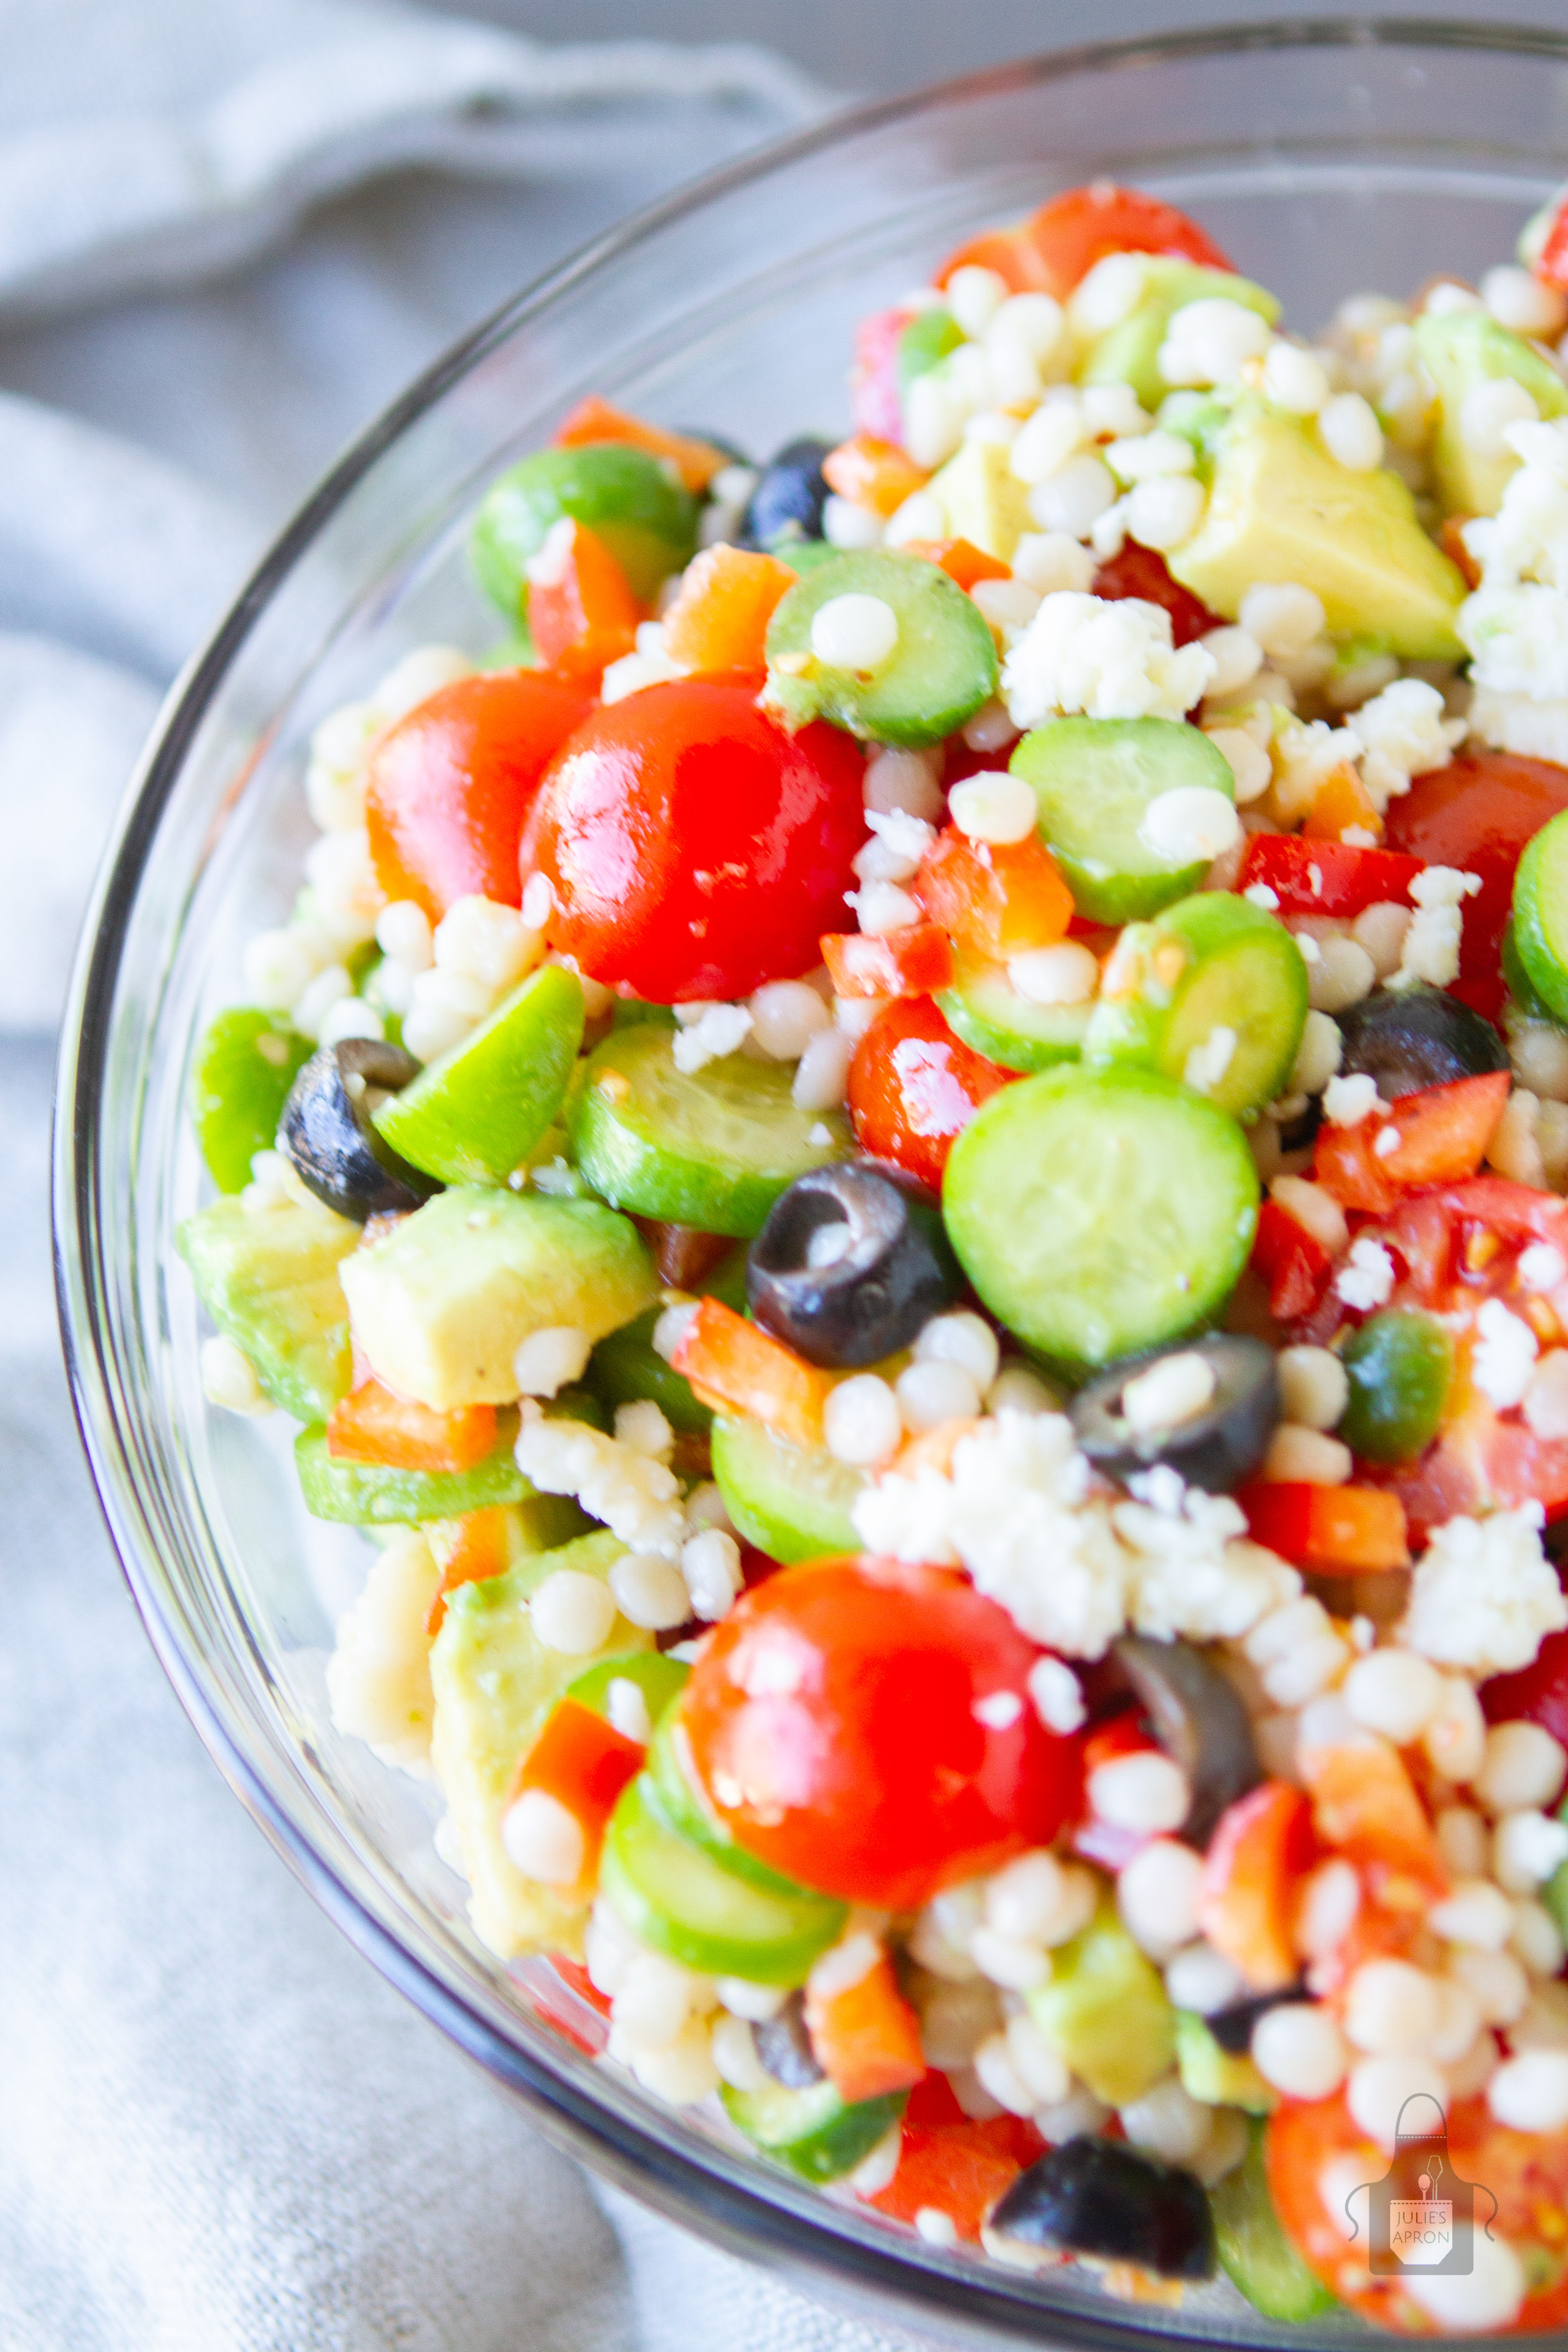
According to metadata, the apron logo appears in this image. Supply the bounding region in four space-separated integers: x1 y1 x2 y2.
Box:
1345 2095 1499 2278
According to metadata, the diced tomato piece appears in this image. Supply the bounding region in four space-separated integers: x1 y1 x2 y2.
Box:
902 538 1011 592
848 996 1014 1191
935 225 1060 295
867 2110 1046 2240
1235 832 1425 919
1007 183 1233 299
915 826 1073 960
1303 762 1383 845
821 924 955 999
670 1296 835 1449
528 520 642 682
1238 1481 1410 1572
1296 1726 1448 1903
1384 748 1568 1021
1312 1069 1510 1214
1197 1781 1318 1992
851 305 916 443
805 1953 926 2105
426 1504 512 1635
1481 1627 1568 1746
821 435 929 518
327 1376 497 1474
660 544 794 674
1091 542 1221 648
514 1695 646 1887
1251 1200 1333 1321
551 397 730 493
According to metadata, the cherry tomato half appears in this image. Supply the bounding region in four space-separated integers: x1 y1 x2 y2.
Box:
1092 542 1221 648
365 668 596 921
518 676 865 1002
679 1555 1081 1909
848 996 1013 1191
1481 1627 1568 1746
1383 748 1568 1020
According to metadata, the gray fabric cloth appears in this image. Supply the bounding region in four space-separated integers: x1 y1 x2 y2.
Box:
0 8 930 2347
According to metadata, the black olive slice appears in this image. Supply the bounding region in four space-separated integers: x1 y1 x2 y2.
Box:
280 1039 440 1223
1275 1093 1322 1155
989 2139 1215 2280
752 1994 824 2089
1069 1334 1279 1495
1109 1635 1263 1849
747 1159 963 1369
741 436 833 549
1205 1980 1307 2054
1336 985 1507 1100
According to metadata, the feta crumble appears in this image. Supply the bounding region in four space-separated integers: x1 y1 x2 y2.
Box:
671 1001 753 1074
1000 592 1216 730
1472 1298 1541 1410
514 1413 685 1558
1399 1506 1568 1678
1323 1072 1381 1127
1335 1238 1396 1311
1387 865 1482 993
1341 679 1465 810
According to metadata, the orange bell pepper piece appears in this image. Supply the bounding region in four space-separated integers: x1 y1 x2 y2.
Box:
552 395 730 493
426 1504 511 1635
528 520 641 681
1197 1780 1318 1991
327 1376 497 1474
1296 1729 1449 1904
661 544 795 674
1313 1069 1511 1214
935 225 1060 296
805 1952 926 2106
820 434 930 518
669 1297 835 1449
902 537 1011 592
915 826 1073 959
1237 1481 1410 1572
820 924 955 999
1303 762 1384 845
513 1695 646 1889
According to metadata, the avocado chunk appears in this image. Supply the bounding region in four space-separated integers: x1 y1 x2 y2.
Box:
1173 2009 1277 2114
178 1194 358 1421
339 1187 658 1411
1415 309 1568 518
1025 1891 1176 2104
1074 258 1280 411
1166 393 1466 657
429 1529 649 1959
925 436 1032 563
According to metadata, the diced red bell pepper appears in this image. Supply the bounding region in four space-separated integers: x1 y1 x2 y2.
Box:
514 1695 646 1887
551 397 730 494
1251 1199 1334 1321
821 924 956 999
914 827 1073 960
821 435 930 518
850 305 916 443
661 544 795 674
866 2107 1046 2241
1312 1069 1510 1215
943 184 1232 300
551 1951 612 2019
1237 1481 1410 1572
1302 762 1383 845
327 1376 498 1474
902 538 1012 593
1197 1781 1318 1992
1091 542 1220 648
528 521 642 681
1235 832 1425 918
670 1296 834 1449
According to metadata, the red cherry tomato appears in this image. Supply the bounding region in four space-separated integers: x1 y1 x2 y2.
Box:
847 997 1013 1191
679 1555 1081 1909
1092 542 1222 648
518 676 865 1002
1026 183 1234 295
1383 748 1568 1020
364 669 596 921
1481 1627 1568 1745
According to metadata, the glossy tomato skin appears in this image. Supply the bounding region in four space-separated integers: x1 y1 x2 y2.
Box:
364 669 596 921
518 676 864 1002
1023 184 1233 294
848 997 1013 1191
1383 749 1568 1020
680 1555 1082 1909
1092 543 1221 648
1481 1627 1568 1747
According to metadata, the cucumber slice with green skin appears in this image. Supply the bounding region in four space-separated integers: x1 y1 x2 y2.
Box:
1084 892 1308 1119
770 539 843 576
190 1010 313 1193
943 1064 1260 1374
1513 812 1568 1025
600 1773 846 1984
897 307 964 394
1210 2121 1339 2322
294 1419 548 1524
710 1413 867 1563
1010 718 1236 926
646 1704 812 1897
471 444 697 617
937 950 1093 1073
568 1027 851 1239
611 996 678 1032
762 549 998 749
1503 918 1558 1023
722 2077 907 2184
565 1650 689 1725
372 965 585 1186
1338 1310 1453 1464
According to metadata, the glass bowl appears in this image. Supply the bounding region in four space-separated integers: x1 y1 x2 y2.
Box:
54 21 1568 2348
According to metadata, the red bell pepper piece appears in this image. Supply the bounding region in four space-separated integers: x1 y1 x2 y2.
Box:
1251 1199 1333 1320
528 520 642 681
513 1695 646 1886
1236 833 1425 918
551 397 730 494
902 538 1011 592
821 924 956 999
670 1296 834 1448
327 1376 498 1474
914 826 1074 960
1197 1781 1318 1992
866 2106 1046 2240
804 1953 926 2105
426 1504 512 1635
1312 1069 1510 1215
1238 1481 1410 1572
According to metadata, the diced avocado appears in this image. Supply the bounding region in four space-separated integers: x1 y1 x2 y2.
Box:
294 1417 590 1527
1166 393 1467 657
178 1194 358 1421
1415 309 1568 518
722 2075 907 2184
925 436 1032 563
1211 2119 1338 2321
429 1529 647 1959
1174 2010 1276 2115
372 964 586 1186
1025 1891 1176 2105
1075 259 1280 412
339 1188 657 1411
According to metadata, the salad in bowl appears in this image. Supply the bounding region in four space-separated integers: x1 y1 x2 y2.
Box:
177 172 1568 2334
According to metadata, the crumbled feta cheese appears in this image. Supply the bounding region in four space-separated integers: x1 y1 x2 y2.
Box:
514 1414 685 1558
1472 1298 1541 1410
1521 1243 1568 1292
862 806 937 876
1470 686 1568 767
846 880 922 937
1000 591 1216 730
1399 1506 1568 1677
1335 1238 1396 1311
1116 1492 1302 1645
671 1001 753 1074
1027 1655 1087 1735
1387 864 1482 993
1342 679 1466 810
1244 882 1280 911
1323 1072 1381 1126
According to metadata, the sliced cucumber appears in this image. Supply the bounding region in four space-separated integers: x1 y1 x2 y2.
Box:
1503 918 1557 1023
568 1026 850 1239
294 1420 539 1524
471 444 697 617
373 964 585 1186
600 1774 846 1984
762 549 997 748
590 1246 747 1435
189 1009 312 1194
646 1704 810 1897
711 1414 866 1563
1513 810 1568 1025
565 1650 689 1725
937 950 1093 1073
1210 2120 1338 2322
722 2075 907 2184
1010 719 1235 925
943 1064 1260 1373
1085 892 1308 1118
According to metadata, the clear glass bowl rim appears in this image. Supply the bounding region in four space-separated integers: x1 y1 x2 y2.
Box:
52 17 1568 2346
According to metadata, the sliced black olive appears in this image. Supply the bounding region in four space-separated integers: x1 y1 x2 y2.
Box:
741 436 833 548
990 2139 1215 2280
747 1159 963 1368
1109 1635 1263 1849
1275 1093 1322 1155
1336 985 1507 1099
752 1993 824 2089
1069 1333 1279 1495
1206 1981 1306 2055
279 1039 440 1222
